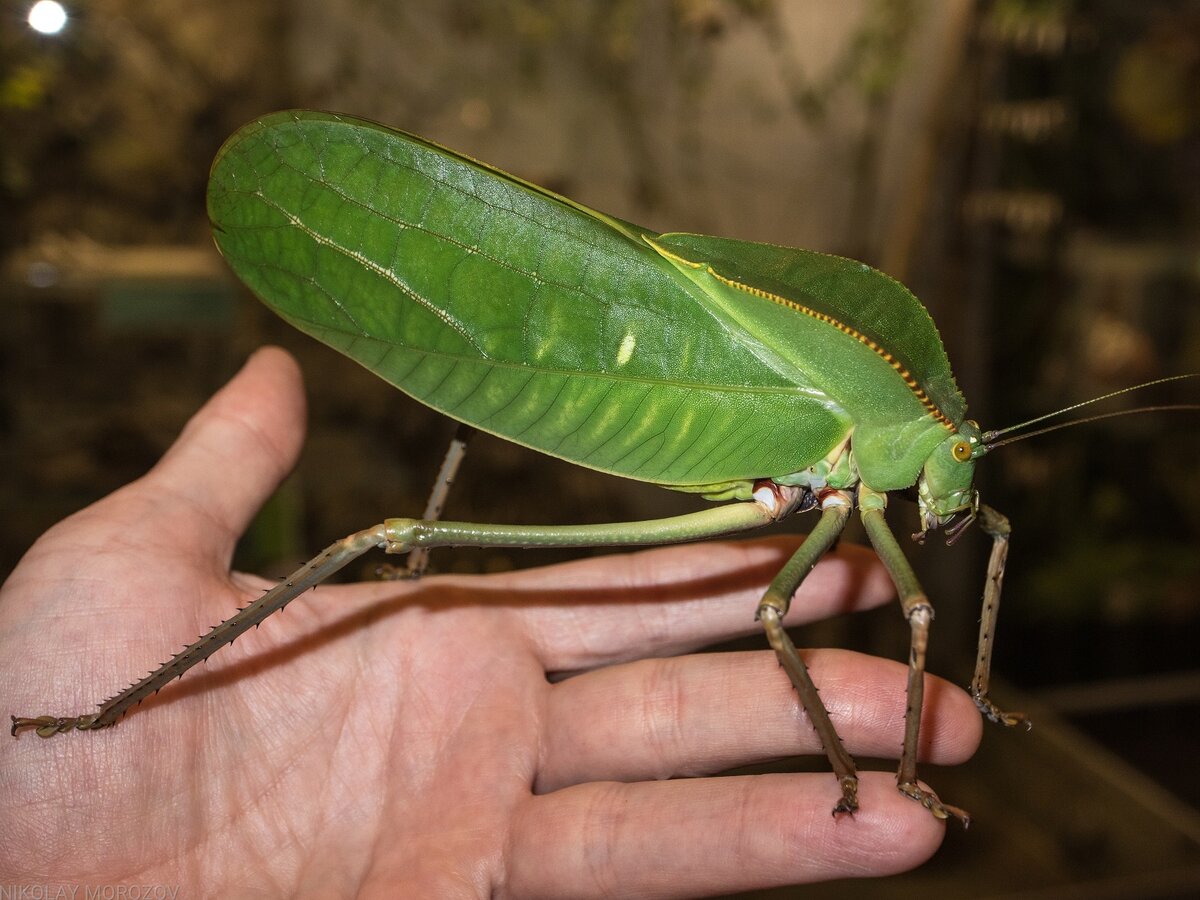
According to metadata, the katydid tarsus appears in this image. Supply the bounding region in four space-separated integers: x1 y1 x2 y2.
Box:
12 111 1197 825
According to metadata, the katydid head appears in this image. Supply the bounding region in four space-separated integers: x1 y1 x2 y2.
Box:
917 422 982 540
916 374 1198 544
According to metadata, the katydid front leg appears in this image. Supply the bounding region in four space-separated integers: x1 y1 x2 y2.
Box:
12 484 806 737
971 503 1027 728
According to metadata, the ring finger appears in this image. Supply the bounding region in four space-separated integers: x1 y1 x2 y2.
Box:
537 647 981 792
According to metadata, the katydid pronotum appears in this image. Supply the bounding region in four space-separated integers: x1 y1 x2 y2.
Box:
12 111 1196 825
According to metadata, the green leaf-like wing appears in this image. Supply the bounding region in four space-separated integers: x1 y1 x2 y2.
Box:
207 111 851 492
652 233 967 429
646 233 965 489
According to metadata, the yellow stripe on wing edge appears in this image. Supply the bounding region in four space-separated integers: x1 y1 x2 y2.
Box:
646 237 956 431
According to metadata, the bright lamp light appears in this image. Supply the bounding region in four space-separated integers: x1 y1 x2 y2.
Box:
28 1 68 35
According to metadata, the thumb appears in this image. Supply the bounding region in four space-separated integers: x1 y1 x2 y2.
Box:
139 346 307 561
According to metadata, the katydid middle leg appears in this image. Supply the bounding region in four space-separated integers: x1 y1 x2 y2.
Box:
756 490 858 815
858 485 969 823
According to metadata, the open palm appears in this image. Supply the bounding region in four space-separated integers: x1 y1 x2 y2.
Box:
1 348 980 898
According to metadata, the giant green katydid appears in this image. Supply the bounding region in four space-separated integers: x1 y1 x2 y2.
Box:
12 110 1195 824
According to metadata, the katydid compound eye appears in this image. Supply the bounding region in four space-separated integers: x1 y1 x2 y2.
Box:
952 441 972 462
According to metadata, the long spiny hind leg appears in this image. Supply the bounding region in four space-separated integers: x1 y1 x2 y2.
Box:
14 495 792 737
11 525 390 737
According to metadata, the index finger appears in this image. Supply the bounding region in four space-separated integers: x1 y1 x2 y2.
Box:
457 537 893 671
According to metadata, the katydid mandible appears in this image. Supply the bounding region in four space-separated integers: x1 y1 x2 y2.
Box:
13 110 1194 824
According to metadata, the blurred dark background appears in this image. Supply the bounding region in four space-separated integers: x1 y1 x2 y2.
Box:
2 1 1199 896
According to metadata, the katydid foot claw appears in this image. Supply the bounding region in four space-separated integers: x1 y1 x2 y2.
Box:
899 781 970 826
974 695 1030 729
831 775 859 817
11 713 103 738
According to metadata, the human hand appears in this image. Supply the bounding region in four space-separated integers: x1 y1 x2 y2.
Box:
0 347 980 898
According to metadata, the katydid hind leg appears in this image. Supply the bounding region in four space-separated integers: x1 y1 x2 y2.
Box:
14 493 793 736
756 492 860 816
971 503 1027 728
12 524 391 736
859 487 969 824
